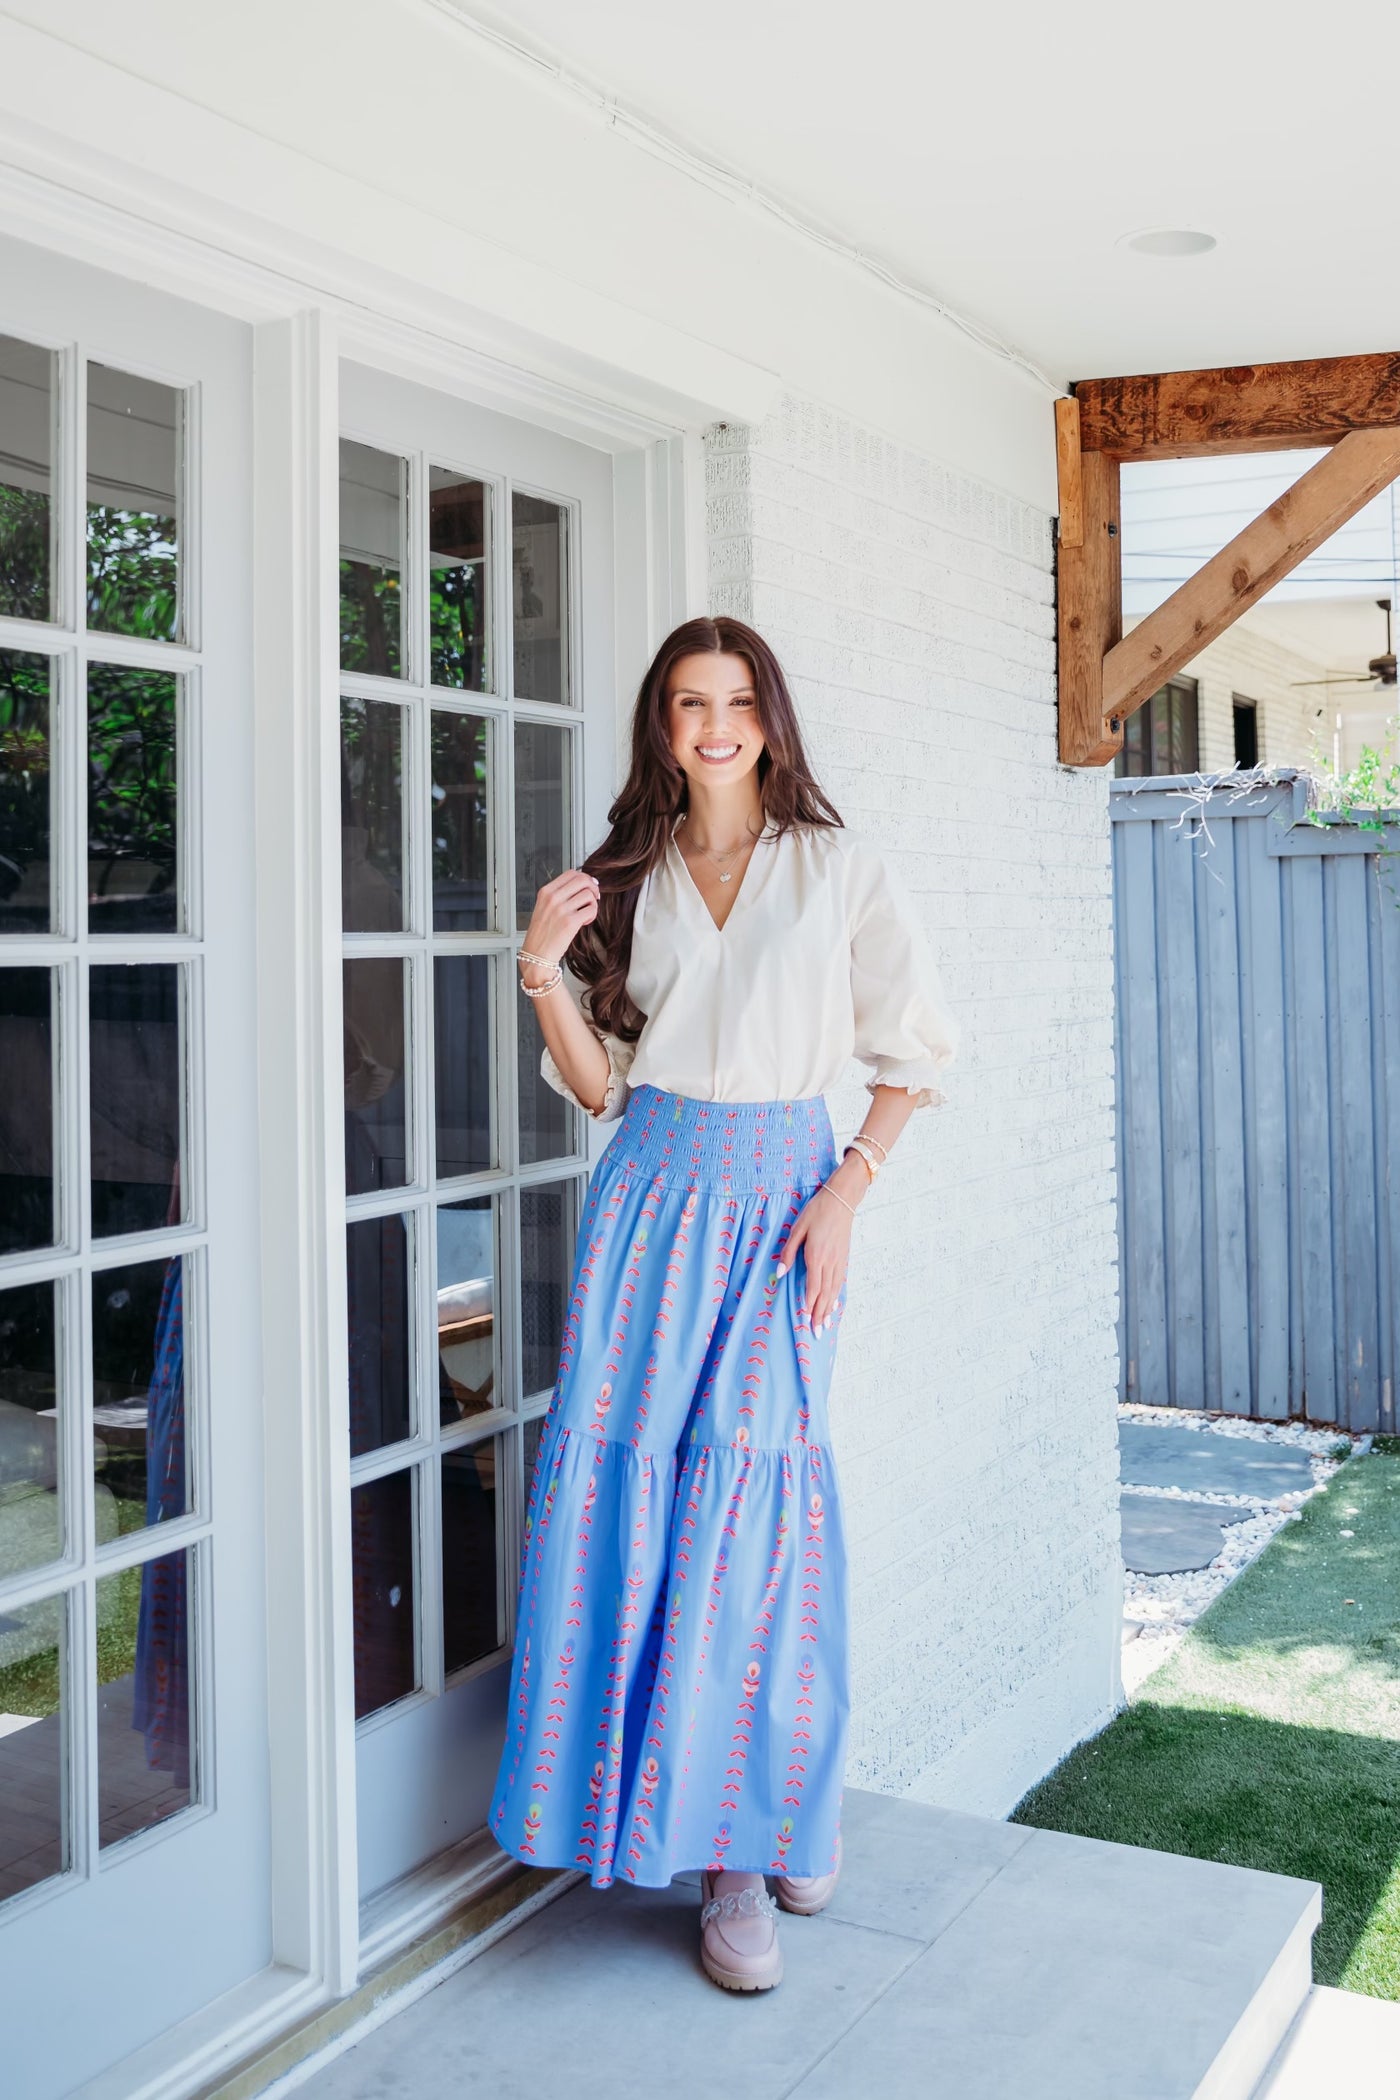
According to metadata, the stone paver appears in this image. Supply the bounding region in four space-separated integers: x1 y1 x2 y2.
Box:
1119 1423 1315 1499
296 1790 1319 2100
1120 1491 1251 1574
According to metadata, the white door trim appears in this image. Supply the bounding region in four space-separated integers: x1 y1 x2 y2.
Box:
0 50 779 436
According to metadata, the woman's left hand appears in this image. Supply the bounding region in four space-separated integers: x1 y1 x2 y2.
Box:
776 1158 865 1331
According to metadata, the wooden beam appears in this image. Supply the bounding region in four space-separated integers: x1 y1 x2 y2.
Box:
1076 351 1400 461
1102 427 1400 727
1057 443 1123 766
1055 397 1084 547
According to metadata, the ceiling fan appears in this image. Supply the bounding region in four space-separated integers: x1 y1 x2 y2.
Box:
1291 598 1397 690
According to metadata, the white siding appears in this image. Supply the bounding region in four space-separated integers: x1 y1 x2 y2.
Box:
707 395 1124 1816
1122 616 1337 773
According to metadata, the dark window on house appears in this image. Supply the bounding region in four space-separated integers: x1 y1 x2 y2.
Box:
1233 695 1259 768
1115 675 1199 778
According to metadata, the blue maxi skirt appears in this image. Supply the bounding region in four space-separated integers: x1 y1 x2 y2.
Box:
490 1083 850 1889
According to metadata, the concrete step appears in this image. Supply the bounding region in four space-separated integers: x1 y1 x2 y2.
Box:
1254 1983 1400 2097
294 1788 1321 2100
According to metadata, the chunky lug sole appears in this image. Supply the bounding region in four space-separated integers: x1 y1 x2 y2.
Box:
698 1871 784 1992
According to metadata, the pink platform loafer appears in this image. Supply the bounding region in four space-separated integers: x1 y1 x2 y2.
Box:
774 1830 843 1916
699 1869 784 1992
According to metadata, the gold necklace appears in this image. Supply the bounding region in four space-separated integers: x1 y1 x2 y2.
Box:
680 817 760 883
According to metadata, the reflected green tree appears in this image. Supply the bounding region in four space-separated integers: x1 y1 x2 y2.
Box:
0 484 49 621
87 506 179 640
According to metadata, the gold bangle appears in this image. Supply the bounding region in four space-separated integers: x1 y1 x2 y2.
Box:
858 1131 890 1162
818 1179 859 1219
518 947 558 970
844 1139 881 1181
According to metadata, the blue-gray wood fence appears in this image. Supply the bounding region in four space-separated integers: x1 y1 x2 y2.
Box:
1111 770 1400 1432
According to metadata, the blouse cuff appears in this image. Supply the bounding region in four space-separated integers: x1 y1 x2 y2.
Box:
863 1061 951 1111
541 1037 631 1125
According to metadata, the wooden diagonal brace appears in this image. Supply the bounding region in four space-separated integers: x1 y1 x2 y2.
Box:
1101 427 1400 728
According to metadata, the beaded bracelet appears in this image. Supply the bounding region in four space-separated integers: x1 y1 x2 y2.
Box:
858 1131 890 1162
818 1179 859 1219
519 963 563 1000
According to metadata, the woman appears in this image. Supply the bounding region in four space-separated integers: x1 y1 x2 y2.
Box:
489 615 958 1992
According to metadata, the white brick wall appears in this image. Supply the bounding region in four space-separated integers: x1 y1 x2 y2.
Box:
705 394 1124 1816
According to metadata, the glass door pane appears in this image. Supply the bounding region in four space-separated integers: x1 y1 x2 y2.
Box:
0 335 55 624
86 365 182 643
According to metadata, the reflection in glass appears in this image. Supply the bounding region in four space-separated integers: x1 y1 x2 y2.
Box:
0 335 54 624
351 1468 416 1720
517 990 575 1168
0 969 54 1256
514 720 571 930
340 440 404 679
347 1215 411 1459
89 963 182 1239
523 1412 544 1489
341 697 404 933
511 492 568 703
437 1198 495 1424
87 363 181 642
343 958 409 1195
97 1545 193 1848
88 664 179 933
520 1182 574 1399
0 1592 65 1902
0 649 53 933
0 1279 60 1579
431 710 490 932
433 956 492 1179
91 1257 186 1541
429 469 489 691
442 1440 499 1676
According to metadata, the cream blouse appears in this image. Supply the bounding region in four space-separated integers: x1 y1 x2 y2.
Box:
541 818 959 1125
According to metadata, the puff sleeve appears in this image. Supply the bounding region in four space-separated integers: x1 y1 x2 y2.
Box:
538 965 637 1124
847 842 959 1109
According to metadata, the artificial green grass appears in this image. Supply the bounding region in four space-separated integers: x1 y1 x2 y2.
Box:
1013 1452 1400 2000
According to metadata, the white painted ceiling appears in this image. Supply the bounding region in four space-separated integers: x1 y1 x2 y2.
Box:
461 0 1400 385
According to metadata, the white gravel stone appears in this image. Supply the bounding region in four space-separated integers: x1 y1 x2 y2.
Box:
1117 1404 1364 1696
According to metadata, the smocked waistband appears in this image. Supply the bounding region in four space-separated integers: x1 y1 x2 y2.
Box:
609 1083 835 1194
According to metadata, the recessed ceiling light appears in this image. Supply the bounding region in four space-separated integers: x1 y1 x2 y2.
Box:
1121 228 1218 257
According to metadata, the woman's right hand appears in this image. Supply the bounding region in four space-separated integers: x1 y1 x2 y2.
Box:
522 868 601 974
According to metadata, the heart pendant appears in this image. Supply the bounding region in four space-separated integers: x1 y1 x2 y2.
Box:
718 871 733 883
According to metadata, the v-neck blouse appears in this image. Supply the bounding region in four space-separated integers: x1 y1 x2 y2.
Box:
540 819 960 1124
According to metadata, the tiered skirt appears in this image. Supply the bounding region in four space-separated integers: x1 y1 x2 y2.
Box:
490 1083 849 1889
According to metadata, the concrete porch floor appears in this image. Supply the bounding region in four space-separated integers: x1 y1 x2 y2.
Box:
294 1789 1321 2100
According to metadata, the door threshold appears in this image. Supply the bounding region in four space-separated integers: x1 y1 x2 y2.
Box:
200 1853 580 2100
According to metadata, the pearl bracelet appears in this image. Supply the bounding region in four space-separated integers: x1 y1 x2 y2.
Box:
519 963 563 999
818 1179 859 1219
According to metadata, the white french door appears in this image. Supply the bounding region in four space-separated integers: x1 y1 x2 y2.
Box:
0 236 267 2096
335 363 615 1901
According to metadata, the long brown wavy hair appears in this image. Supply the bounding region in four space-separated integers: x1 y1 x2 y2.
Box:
569 615 842 1040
